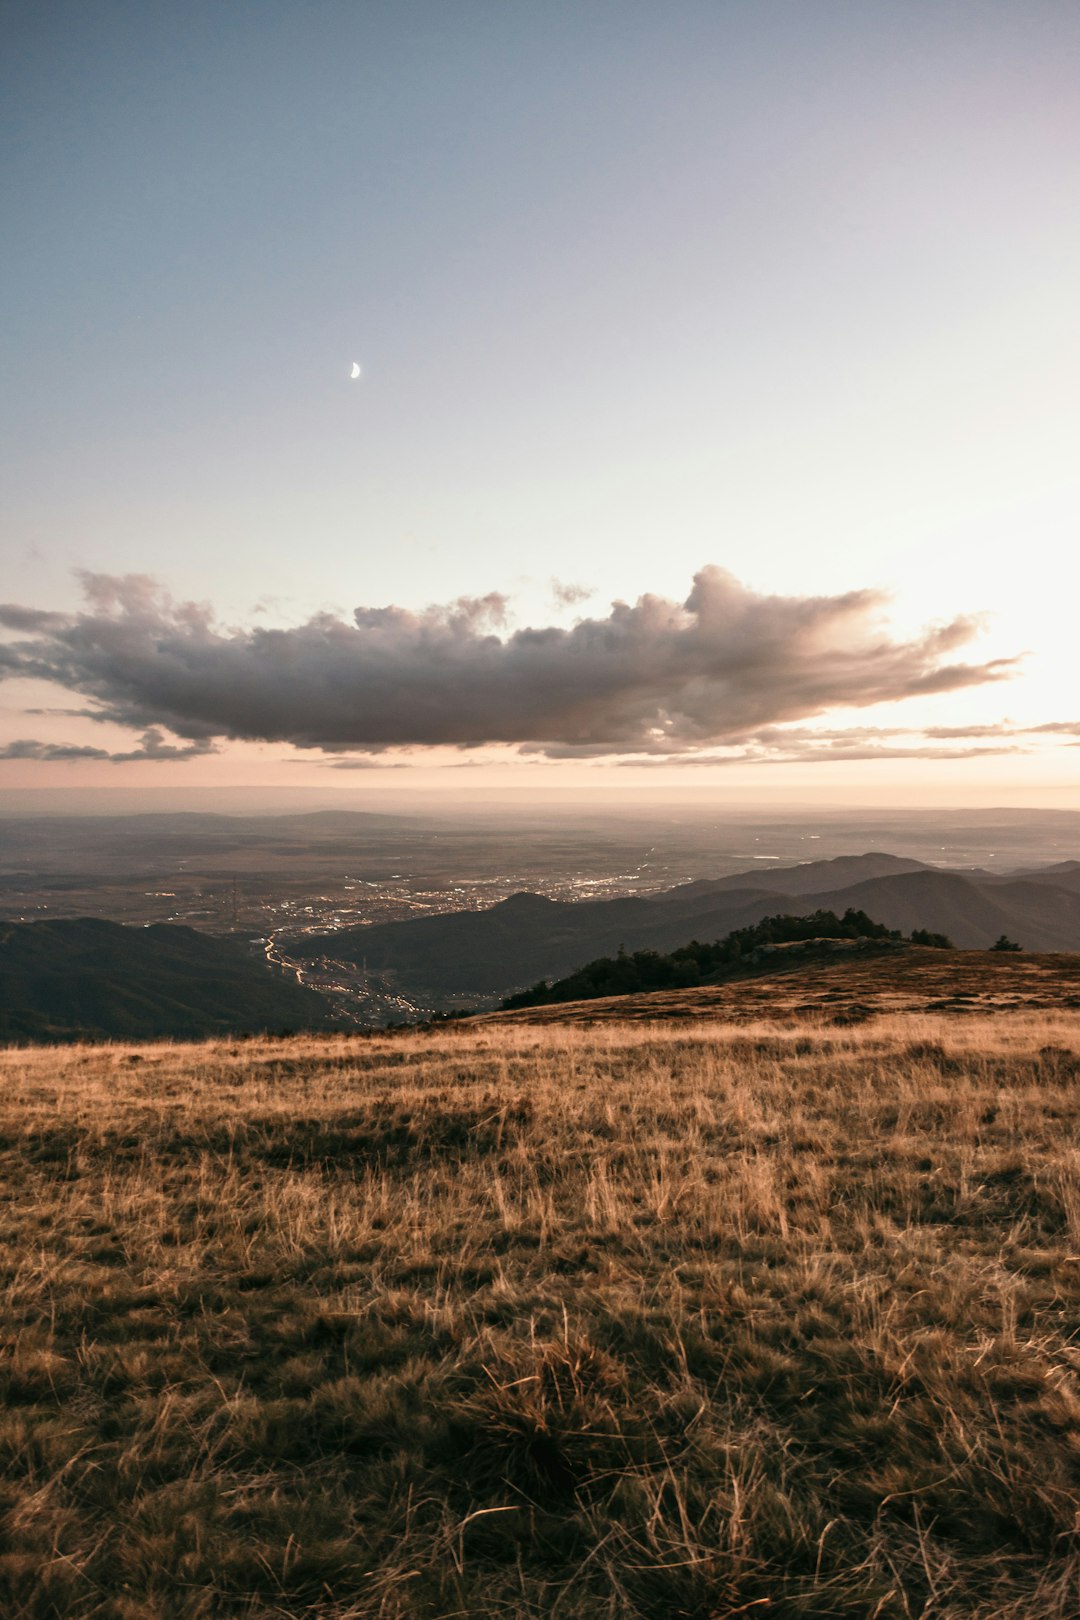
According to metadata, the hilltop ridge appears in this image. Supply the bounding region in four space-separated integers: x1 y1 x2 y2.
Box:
475 946 1080 1027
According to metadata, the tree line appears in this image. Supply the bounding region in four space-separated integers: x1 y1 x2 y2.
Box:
500 908 955 1011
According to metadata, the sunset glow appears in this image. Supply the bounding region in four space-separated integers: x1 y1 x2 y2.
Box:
3 3 1078 805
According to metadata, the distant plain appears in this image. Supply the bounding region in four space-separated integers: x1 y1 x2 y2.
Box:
4 806 1079 933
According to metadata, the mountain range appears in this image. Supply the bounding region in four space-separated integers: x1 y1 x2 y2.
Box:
293 852 1080 1005
5 852 1080 1042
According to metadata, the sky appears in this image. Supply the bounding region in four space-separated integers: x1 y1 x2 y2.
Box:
2 0 1079 806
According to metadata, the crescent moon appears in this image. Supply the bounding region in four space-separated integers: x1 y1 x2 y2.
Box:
349 362 361 380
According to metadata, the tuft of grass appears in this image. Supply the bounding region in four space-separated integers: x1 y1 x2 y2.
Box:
0 1013 1079 1616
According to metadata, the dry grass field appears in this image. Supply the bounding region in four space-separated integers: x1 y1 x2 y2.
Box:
479 949 1080 1027
3 1007 1080 1617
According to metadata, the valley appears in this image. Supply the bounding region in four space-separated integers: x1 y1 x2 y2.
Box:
3 807 1080 1030
289 849 1080 1021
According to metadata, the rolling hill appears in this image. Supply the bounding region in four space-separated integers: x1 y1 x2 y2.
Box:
0 917 336 1042
655 850 931 903
798 870 1080 948
292 851 1080 1006
477 946 1080 1026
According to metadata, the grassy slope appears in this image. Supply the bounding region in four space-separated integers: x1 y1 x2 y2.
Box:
2 1010 1080 1617
479 948 1080 1027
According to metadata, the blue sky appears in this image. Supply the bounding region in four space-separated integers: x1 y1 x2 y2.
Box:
3 1 1079 800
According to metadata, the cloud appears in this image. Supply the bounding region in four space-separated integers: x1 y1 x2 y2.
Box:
0 605 69 632
606 722 1028 767
607 720 1052 767
320 758 411 771
550 578 595 610
0 566 1018 760
0 729 216 764
0 739 115 762
741 724 1026 760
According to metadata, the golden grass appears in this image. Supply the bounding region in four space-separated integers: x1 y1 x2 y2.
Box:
2 1013 1080 1616
476 948 1080 1026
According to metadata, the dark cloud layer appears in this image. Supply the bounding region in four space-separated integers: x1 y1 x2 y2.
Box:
0 567 1016 759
